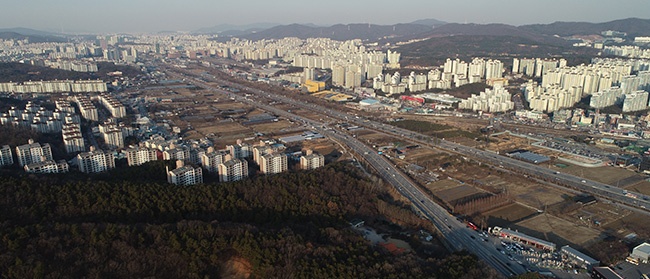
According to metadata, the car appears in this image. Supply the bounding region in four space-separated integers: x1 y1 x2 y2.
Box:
470 235 476 239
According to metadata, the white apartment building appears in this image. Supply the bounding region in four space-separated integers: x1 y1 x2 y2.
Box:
73 95 99 121
15 139 53 167
77 149 115 173
458 86 514 113
259 153 288 175
24 160 69 174
218 157 248 182
0 145 13 167
300 152 324 170
98 94 127 118
125 147 158 166
201 149 226 173
226 141 253 159
621 91 649 112
167 161 203 186
62 121 85 153
163 146 190 161
590 87 622 108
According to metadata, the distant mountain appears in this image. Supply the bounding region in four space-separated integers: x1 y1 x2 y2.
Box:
0 29 66 43
410 18 447 27
0 27 60 37
193 22 280 34
422 23 569 46
520 18 650 37
240 23 434 41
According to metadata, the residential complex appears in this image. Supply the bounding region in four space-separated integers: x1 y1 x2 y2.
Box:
259 153 288 175
125 147 158 166
77 149 115 173
300 150 325 170
218 156 248 182
15 139 53 167
167 160 203 186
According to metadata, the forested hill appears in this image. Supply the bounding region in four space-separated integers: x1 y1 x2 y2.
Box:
0 161 499 278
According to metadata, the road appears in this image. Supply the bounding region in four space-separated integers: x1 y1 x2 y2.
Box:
161 65 527 277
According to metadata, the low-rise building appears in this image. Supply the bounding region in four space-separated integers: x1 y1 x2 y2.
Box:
24 160 69 174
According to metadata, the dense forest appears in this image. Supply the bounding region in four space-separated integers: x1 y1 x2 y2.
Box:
0 161 501 278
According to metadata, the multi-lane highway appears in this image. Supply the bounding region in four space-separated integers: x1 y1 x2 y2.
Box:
162 66 529 277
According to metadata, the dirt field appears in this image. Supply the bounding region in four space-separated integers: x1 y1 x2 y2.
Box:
434 185 483 204
426 179 463 192
484 203 538 226
516 214 603 246
603 212 650 239
249 120 295 134
551 164 640 186
623 180 650 196
566 202 630 228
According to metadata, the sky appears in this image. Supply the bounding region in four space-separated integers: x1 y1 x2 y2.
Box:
1 0 649 33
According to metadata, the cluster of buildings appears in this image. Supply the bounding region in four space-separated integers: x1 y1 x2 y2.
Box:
370 58 504 95
458 85 514 113
603 45 650 59
0 80 107 94
522 58 650 112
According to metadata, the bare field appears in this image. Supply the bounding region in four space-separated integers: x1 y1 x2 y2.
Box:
484 203 537 224
434 185 482 203
623 180 650 196
566 202 630 228
516 214 602 246
426 179 462 191
603 212 650 239
249 120 295 134
551 164 639 185
212 101 250 110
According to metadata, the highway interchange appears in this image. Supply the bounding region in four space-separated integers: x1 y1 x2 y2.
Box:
162 64 649 277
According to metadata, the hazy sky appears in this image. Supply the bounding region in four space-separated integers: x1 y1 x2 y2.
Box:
2 0 649 33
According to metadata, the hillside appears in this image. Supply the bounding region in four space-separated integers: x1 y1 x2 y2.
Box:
0 162 498 278
520 17 650 37
397 35 597 67
241 23 434 41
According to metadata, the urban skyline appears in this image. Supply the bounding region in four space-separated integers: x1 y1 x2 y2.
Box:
1 0 650 33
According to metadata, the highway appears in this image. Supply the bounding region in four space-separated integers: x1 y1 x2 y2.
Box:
162 66 527 277
178 65 650 214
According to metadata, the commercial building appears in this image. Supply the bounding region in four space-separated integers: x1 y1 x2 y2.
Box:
24 160 69 174
77 149 115 173
591 267 624 279
0 145 13 167
218 156 248 182
15 139 53 167
493 227 556 251
560 245 600 271
631 242 650 263
259 153 288 175
300 151 325 170
125 147 158 166
167 160 203 186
